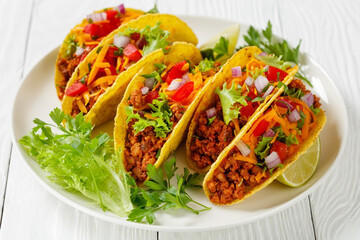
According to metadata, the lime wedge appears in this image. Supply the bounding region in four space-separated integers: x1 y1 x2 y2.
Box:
276 137 320 187
199 24 240 63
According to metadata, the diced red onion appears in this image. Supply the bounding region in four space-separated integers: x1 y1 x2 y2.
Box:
144 78 154 89
136 36 146 49
114 35 130 48
263 129 275 137
75 46 84 56
182 72 190 82
86 12 107 23
235 139 251 157
287 109 301 123
276 100 294 111
259 52 267 57
265 152 281 169
141 86 149 95
254 75 269 93
115 4 126 14
206 107 216 118
245 76 254 86
167 79 183 91
262 85 274 98
232 66 242 77
301 93 314 107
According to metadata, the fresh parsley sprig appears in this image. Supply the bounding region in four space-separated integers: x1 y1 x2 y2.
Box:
127 157 210 224
240 21 312 86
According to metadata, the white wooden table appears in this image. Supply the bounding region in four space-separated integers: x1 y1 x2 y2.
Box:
1 0 359 239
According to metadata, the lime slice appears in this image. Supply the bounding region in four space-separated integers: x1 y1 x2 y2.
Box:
276 137 320 187
199 24 240 63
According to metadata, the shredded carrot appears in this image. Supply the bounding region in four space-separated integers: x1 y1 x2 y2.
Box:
232 153 258 165
76 99 88 113
96 62 110 69
233 118 241 135
85 41 101 46
116 57 122 71
120 56 129 72
87 44 109 85
89 75 117 88
104 68 112 76
83 91 90 106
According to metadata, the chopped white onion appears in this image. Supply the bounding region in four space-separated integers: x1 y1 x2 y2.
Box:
167 79 183 91
182 72 190 82
115 4 126 14
206 107 216 118
265 152 281 169
113 35 130 48
254 75 269 93
301 93 314 107
263 129 275 137
86 12 107 23
75 46 84 56
235 139 251 157
232 66 242 77
144 78 154 89
287 109 301 123
262 85 274 98
245 76 254 86
141 86 149 95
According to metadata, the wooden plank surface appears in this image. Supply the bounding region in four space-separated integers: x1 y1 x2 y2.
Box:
0 0 359 239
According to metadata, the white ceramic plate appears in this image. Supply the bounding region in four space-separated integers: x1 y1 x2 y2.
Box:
11 16 348 232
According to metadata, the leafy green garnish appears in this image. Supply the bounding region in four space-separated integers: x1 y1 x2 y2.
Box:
240 21 312 86
251 96 265 102
126 93 173 138
254 136 273 159
19 108 133 216
272 126 299 146
64 34 77 59
215 82 247 125
208 116 216 125
310 106 320 115
120 22 170 56
214 36 229 60
141 63 166 85
127 157 210 224
146 4 159 14
297 110 306 129
198 58 215 72
256 54 292 71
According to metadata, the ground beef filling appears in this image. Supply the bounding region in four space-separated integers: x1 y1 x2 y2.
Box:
124 90 184 182
288 79 322 108
206 147 270 204
190 99 238 169
70 85 105 117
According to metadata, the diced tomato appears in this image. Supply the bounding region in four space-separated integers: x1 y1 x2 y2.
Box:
145 90 159 103
165 61 188 84
247 86 258 100
99 22 117 37
240 101 254 117
105 10 118 21
172 82 194 102
266 66 288 82
270 141 288 161
253 119 269 137
83 24 101 37
65 82 88 97
174 60 187 71
123 44 142 61
105 46 121 66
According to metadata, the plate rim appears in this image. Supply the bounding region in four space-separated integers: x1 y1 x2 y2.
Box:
10 15 349 232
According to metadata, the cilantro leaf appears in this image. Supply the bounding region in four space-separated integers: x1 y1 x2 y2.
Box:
198 58 215 72
214 36 229 60
215 82 247 125
146 4 159 14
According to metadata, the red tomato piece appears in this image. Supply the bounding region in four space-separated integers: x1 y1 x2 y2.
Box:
253 119 270 137
266 66 288 82
123 44 142 61
240 101 254 117
130 32 141 41
145 90 160 103
65 82 88 97
172 82 194 102
248 86 258 100
173 60 187 71
99 22 116 37
105 10 118 21
270 141 288 161
166 67 183 84
83 24 101 37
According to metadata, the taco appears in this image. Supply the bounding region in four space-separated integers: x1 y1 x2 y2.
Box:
61 14 198 126
186 46 298 173
55 4 144 100
203 78 326 205
113 42 222 182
